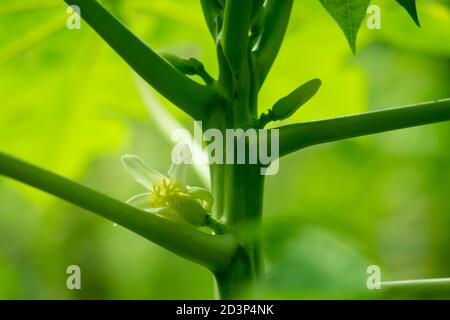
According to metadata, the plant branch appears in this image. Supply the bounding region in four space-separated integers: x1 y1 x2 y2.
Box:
200 0 223 42
0 152 236 272
251 0 265 22
278 98 450 157
253 0 294 86
221 0 253 73
64 0 218 120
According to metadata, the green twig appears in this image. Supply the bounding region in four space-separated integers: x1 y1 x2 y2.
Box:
205 216 227 235
0 152 236 272
200 0 223 42
278 98 450 157
253 0 294 85
64 0 218 120
221 0 253 73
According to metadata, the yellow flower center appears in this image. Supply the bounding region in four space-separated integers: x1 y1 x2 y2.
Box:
149 179 183 208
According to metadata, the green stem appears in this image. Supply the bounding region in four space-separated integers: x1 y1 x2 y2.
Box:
214 244 256 299
206 110 264 298
251 0 265 23
279 98 450 157
64 0 218 120
221 0 253 73
205 216 226 235
253 0 294 85
215 164 264 299
0 152 236 272
200 0 223 42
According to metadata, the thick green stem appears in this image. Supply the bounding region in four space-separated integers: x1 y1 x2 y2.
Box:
214 244 257 299
206 112 264 298
0 152 236 272
208 1 266 293
279 98 450 157
210 162 264 298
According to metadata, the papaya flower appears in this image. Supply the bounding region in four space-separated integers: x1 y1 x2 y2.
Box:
121 146 224 234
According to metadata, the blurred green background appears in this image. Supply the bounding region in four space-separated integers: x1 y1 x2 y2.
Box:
0 0 449 299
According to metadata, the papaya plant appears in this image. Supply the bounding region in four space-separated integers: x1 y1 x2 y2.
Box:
1 0 449 299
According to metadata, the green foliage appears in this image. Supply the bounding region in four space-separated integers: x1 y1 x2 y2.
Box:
0 0 449 299
396 0 421 26
318 0 371 53
319 0 421 53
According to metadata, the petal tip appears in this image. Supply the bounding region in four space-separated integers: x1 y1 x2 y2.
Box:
121 154 138 166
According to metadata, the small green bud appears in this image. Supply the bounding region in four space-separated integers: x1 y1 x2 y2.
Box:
188 186 214 212
167 194 208 227
270 78 322 121
160 53 214 84
160 52 197 75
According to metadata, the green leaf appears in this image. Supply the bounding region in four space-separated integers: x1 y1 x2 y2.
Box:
318 0 370 54
271 79 322 121
395 0 421 27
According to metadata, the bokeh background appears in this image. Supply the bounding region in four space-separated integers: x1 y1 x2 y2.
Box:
0 0 449 299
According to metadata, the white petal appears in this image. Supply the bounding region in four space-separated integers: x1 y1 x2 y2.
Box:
121 155 166 190
168 162 188 188
126 193 152 210
168 144 192 186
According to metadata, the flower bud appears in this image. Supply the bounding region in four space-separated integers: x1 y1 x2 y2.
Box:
187 187 214 212
271 78 322 121
167 194 208 226
160 52 196 75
